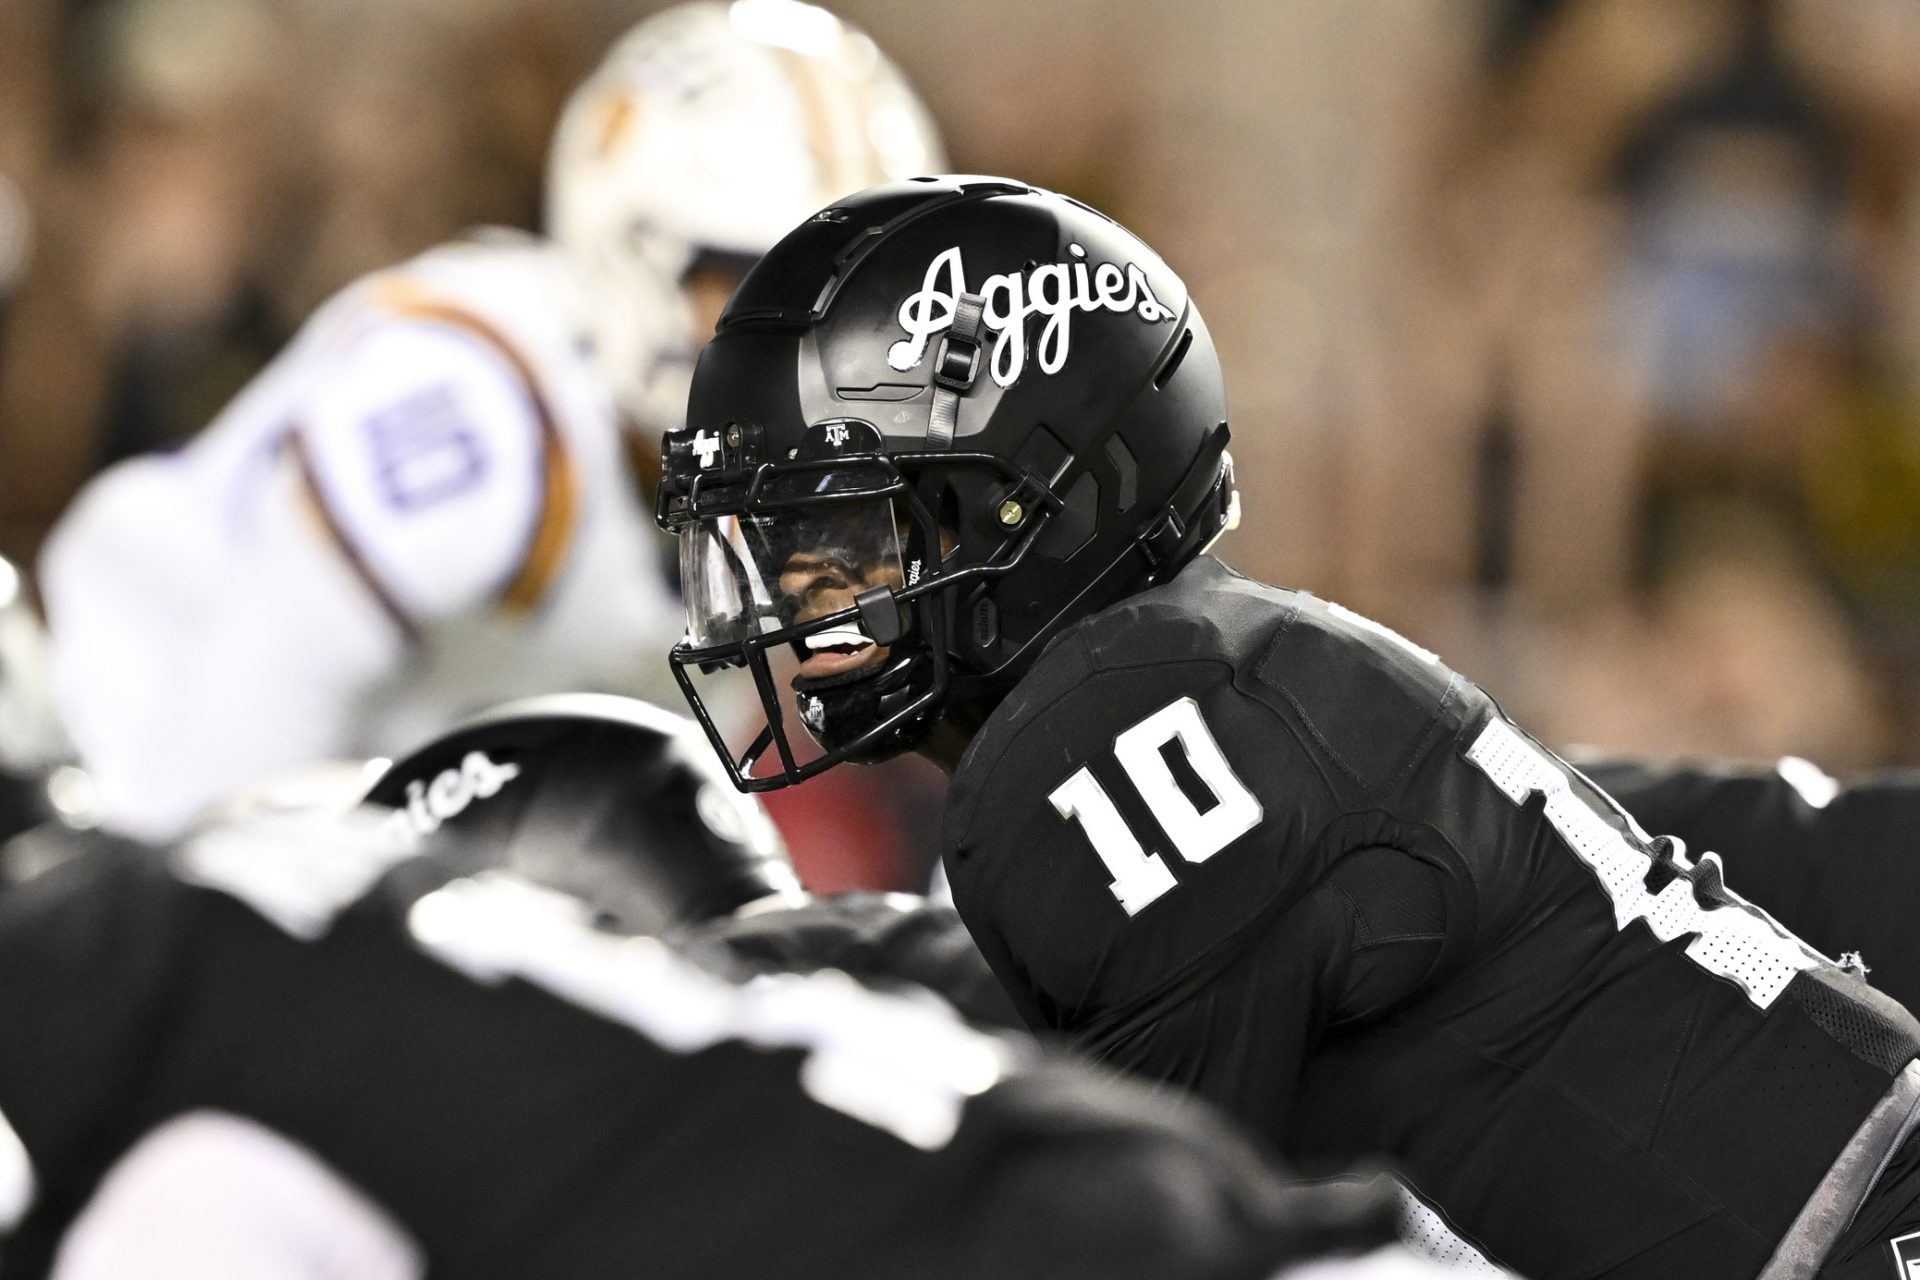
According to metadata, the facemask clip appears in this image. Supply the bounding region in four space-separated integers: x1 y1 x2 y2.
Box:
855 585 905 647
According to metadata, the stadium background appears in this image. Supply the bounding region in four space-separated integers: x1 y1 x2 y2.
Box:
5 0 1920 887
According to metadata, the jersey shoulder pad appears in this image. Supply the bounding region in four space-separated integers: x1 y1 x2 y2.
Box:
942 560 1471 1031
1248 585 1465 793
984 557 1465 798
944 562 1325 1028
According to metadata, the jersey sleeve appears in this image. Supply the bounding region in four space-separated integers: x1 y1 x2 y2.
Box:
1078 844 1447 1143
1578 755 1920 1011
292 316 553 629
1572 756 1828 920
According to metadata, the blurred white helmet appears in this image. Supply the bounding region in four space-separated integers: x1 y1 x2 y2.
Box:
546 0 945 437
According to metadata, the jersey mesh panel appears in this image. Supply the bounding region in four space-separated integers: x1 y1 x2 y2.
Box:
1792 979 1919 1075
1396 1189 1506 1274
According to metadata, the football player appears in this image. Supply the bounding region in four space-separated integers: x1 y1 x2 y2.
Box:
34 0 944 841
655 176 1920 1279
0 812 1444 1280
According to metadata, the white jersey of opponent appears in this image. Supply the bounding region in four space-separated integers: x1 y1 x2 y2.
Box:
39 234 682 840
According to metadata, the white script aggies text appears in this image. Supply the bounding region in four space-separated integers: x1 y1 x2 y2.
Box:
887 243 1175 388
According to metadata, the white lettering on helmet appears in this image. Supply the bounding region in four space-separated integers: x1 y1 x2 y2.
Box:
886 242 1175 388
691 430 722 468
382 751 523 850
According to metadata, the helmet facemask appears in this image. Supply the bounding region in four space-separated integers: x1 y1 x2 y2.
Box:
660 417 1062 791
658 177 1238 794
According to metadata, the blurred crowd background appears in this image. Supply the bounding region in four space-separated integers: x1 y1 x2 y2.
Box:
8 0 1920 876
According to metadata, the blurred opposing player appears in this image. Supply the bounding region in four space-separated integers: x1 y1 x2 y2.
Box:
0 816 1445 1280
36 1 943 841
656 176 1920 1278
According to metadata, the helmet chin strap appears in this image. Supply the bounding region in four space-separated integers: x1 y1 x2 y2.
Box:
906 291 986 624
791 650 939 764
926 292 987 450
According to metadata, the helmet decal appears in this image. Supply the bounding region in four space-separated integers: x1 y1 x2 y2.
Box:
887 244 1176 388
690 428 724 468
382 751 523 850
798 693 828 733
365 694 802 927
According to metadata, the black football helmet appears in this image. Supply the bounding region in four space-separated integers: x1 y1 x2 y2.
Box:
656 176 1235 790
362 693 803 935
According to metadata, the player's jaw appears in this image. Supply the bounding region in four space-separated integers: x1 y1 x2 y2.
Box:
782 554 896 681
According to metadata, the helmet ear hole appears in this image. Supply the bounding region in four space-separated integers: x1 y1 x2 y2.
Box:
1033 471 1098 561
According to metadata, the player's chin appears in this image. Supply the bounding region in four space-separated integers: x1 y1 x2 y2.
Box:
794 642 890 682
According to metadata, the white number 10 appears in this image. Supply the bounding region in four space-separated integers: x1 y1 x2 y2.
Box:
1049 697 1263 915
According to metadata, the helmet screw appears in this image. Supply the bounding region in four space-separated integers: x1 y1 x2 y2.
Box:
725 425 742 447
997 499 1025 527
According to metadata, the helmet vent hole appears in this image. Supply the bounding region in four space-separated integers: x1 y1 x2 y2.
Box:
810 274 839 314
1104 436 1138 511
1153 328 1194 390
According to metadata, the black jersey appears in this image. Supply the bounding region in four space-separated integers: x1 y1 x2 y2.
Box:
1581 757 1920 1015
0 822 1403 1280
942 556 1920 1279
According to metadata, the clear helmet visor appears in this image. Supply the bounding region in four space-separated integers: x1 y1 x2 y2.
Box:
680 497 906 649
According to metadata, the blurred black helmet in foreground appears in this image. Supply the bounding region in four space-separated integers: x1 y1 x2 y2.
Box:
363 694 803 936
657 176 1236 789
